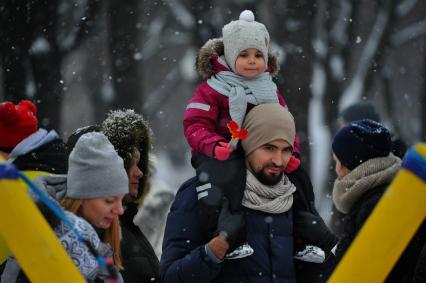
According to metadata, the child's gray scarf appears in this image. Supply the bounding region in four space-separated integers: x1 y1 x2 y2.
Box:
207 71 278 128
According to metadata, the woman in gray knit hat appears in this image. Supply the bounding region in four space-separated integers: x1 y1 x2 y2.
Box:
1 132 128 282
61 132 128 271
64 109 159 283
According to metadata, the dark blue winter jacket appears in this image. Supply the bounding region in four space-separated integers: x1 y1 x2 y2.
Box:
160 177 296 283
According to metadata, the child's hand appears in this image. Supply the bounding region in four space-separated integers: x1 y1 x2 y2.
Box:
214 142 233 161
285 155 301 173
294 210 338 253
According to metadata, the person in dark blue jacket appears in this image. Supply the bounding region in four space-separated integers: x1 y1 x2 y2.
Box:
331 119 426 283
161 104 336 283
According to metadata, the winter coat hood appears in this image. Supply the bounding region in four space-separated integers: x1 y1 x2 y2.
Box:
195 38 280 79
101 109 153 201
10 129 68 174
9 129 59 159
34 174 68 202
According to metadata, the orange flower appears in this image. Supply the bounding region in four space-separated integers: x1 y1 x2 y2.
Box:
227 120 248 140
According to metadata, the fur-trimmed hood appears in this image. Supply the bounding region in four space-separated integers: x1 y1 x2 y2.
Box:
195 38 280 79
101 109 153 201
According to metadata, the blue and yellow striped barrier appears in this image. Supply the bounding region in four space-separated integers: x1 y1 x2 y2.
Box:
0 159 85 282
0 236 7 264
0 170 51 265
329 143 426 282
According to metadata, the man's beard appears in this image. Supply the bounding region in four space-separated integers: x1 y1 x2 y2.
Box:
252 165 284 186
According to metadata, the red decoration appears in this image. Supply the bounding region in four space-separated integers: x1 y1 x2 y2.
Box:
227 120 248 140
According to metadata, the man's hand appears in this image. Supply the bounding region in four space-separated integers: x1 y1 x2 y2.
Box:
207 236 230 259
217 198 245 249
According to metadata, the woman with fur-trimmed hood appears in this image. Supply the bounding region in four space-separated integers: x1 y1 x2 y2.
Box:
101 109 160 283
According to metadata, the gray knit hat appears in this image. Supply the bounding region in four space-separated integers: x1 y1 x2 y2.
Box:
223 10 270 72
242 104 295 156
67 132 129 199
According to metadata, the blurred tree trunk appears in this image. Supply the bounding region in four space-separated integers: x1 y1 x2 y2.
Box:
29 48 63 129
107 0 144 112
0 0 99 130
190 1 217 50
262 0 316 167
0 1 35 104
0 0 62 129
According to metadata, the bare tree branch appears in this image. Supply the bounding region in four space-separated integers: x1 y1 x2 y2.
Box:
143 67 181 118
391 19 426 47
330 0 352 45
338 0 392 111
164 0 196 29
309 0 332 216
58 0 102 56
396 0 418 17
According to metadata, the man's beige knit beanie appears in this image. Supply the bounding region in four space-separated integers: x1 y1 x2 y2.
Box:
242 104 295 156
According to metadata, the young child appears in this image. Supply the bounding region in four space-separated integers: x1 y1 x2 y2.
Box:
183 10 304 259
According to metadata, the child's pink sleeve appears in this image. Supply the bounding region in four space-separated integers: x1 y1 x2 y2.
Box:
183 83 226 157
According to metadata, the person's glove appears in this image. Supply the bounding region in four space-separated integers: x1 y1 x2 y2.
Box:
214 141 233 161
217 198 245 249
294 210 338 253
198 185 223 234
285 155 301 173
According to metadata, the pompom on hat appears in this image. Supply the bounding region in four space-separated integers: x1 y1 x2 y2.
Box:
222 10 270 72
0 100 38 149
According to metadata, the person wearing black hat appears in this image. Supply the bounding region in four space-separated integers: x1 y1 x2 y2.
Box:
337 101 381 128
331 119 425 282
330 101 408 236
337 101 407 159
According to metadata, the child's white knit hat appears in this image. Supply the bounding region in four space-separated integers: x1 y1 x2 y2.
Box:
222 10 270 72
